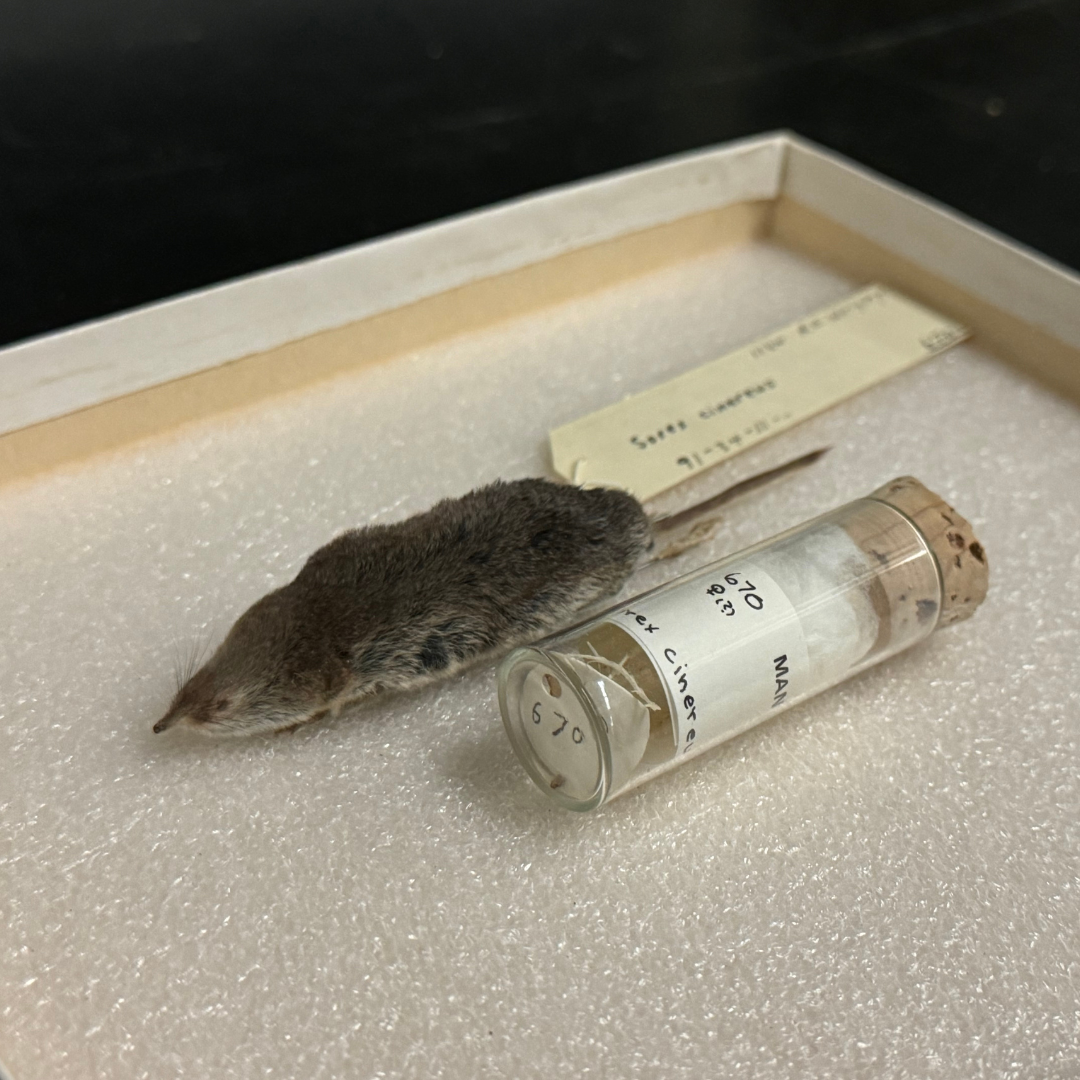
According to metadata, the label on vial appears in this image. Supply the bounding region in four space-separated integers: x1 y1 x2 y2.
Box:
519 663 604 804
518 658 653 801
605 561 810 757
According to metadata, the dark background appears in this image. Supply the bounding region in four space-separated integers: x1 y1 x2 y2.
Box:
2 0 1078 348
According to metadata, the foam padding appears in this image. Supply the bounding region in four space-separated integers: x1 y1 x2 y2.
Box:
2 242 1078 1078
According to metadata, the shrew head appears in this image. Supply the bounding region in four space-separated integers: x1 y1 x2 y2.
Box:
153 589 341 737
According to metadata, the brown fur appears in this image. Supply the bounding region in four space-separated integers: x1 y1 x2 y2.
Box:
154 479 651 736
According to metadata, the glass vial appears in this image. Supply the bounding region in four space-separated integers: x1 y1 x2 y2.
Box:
498 476 988 811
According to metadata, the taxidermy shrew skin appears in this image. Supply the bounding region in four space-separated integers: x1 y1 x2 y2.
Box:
154 451 825 737
155 480 648 736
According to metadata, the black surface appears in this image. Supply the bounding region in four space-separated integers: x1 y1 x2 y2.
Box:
2 0 1078 348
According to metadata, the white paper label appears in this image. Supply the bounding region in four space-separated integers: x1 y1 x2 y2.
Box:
607 561 810 757
519 664 603 803
516 658 652 800
549 284 969 501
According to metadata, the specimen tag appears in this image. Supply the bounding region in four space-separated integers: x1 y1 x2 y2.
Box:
549 284 968 501
607 560 810 757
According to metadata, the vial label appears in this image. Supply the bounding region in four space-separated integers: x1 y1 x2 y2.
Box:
519 663 604 803
518 658 652 801
606 561 810 757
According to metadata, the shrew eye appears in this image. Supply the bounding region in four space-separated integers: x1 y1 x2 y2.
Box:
213 699 230 714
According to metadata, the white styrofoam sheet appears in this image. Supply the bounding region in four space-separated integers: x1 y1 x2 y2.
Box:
2 240 1078 1079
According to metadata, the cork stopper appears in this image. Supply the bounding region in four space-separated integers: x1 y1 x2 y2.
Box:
869 477 988 626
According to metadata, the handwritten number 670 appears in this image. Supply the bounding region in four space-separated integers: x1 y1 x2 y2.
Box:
706 573 764 612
